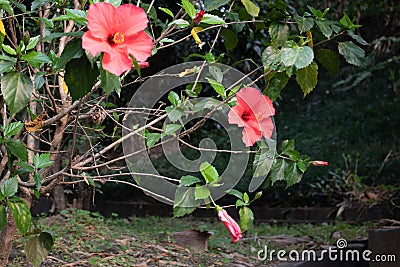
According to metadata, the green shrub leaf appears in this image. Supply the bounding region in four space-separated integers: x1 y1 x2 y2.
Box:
338 41 365 66
1 72 33 114
9 198 31 235
296 61 318 96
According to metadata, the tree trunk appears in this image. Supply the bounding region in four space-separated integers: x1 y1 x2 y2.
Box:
53 184 67 212
0 210 17 266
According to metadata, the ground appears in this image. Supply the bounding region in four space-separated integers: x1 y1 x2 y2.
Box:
9 209 371 267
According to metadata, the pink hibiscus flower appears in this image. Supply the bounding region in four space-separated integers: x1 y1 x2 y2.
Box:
218 209 242 243
82 2 153 76
228 87 275 147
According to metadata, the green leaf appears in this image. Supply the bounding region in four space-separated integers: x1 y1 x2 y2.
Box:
182 0 196 19
7 139 28 161
168 91 180 106
264 71 289 101
200 162 219 183
270 158 286 184
296 61 318 96
104 0 122 7
0 0 13 15
9 198 31 235
173 187 199 217
43 31 83 43
262 46 280 68
180 175 201 186
241 0 260 17
55 39 84 69
1 44 16 55
164 124 181 136
294 14 314 33
21 51 50 68
38 231 54 250
53 9 87 25
206 78 226 99
159 7 174 18
252 139 275 178
0 57 16 74
346 31 368 46
282 139 295 154
3 121 24 138
65 56 99 101
26 36 40 50
226 189 243 199
243 192 250 203
285 162 303 187
338 41 365 66
166 106 183 122
239 206 254 231
221 28 238 51
209 65 223 83
315 20 333 38
236 199 246 207
204 0 230 11
146 133 161 148
33 173 42 190
31 0 52 11
25 235 48 267
1 72 33 114
269 23 289 47
201 14 225 25
168 19 190 28
281 46 314 69
1 176 18 197
339 14 361 29
315 49 340 76
0 205 6 231
195 185 211 200
33 153 53 169
100 69 121 96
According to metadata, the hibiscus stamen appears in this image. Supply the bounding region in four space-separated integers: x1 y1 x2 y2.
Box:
110 32 125 45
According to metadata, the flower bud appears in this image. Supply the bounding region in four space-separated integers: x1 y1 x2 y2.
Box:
23 31 30 45
312 160 329 166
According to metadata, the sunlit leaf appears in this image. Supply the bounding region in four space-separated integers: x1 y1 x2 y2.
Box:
239 206 254 231
9 198 31 235
338 41 365 66
1 72 33 114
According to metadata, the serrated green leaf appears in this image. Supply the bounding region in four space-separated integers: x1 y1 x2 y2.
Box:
270 158 286 184
25 235 48 267
146 133 161 148
294 14 314 33
173 187 199 217
315 20 333 38
159 7 174 18
241 0 260 17
262 46 280 68
3 122 24 138
209 66 223 83
296 61 318 96
168 91 180 106
55 39 84 69
0 205 6 231
33 153 53 169
206 78 226 99
204 0 230 11
7 139 28 161
65 56 99 101
1 176 18 197
252 139 275 178
281 46 314 69
346 31 368 46
180 175 201 186
201 14 225 25
221 28 238 51
200 162 219 183
182 0 196 19
338 41 365 66
166 106 184 122
9 198 31 235
285 162 303 187
226 189 243 199
264 72 289 101
0 58 16 74
169 19 190 28
239 206 254 231
195 185 210 200
1 72 32 114
100 69 121 96
164 123 181 136
21 51 50 68
282 139 295 154
269 23 289 47
315 49 340 76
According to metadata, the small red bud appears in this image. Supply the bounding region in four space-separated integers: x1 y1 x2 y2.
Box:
194 10 205 24
312 161 329 166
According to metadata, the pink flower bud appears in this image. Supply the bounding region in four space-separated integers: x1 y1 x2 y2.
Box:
194 10 205 24
138 61 150 69
312 161 329 166
218 209 242 243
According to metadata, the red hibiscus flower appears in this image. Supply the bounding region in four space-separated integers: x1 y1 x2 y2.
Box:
218 209 242 243
82 2 153 76
228 87 275 147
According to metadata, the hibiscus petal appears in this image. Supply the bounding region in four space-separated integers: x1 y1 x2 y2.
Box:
258 117 275 139
242 124 262 147
82 31 112 57
125 31 153 62
102 48 132 76
228 106 246 127
87 2 116 39
237 87 275 117
116 5 149 36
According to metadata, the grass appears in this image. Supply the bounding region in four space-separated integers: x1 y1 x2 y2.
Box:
9 209 371 266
